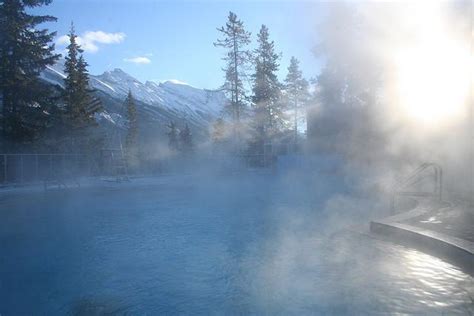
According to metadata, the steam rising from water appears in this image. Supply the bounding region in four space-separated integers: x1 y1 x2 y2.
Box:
306 1 472 197
1 1 473 314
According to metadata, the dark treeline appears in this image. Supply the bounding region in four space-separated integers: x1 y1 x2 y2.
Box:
0 1 105 153
166 121 194 156
0 0 60 150
0 0 146 176
213 12 312 165
212 10 396 168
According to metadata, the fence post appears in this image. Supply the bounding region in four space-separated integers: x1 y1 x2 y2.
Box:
49 155 53 180
62 154 65 178
75 154 79 177
20 155 24 183
3 155 6 183
35 154 39 181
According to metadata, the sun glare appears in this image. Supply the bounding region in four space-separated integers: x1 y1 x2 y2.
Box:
394 5 470 127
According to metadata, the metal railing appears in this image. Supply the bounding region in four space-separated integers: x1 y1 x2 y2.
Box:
0 153 90 185
390 162 443 213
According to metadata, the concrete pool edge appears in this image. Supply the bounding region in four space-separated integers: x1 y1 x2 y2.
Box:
370 201 474 275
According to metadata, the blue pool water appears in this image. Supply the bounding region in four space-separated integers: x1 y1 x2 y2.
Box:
0 174 472 315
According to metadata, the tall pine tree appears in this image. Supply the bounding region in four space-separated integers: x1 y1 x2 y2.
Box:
284 56 309 149
167 121 179 152
251 25 283 150
76 54 93 117
63 23 95 129
214 12 251 126
211 118 226 144
124 90 138 168
0 0 59 148
62 22 101 154
179 123 193 155
63 23 80 116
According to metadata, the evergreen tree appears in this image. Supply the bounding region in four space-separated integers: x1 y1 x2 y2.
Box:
0 0 59 147
251 25 283 148
214 12 251 125
124 90 138 167
62 22 102 154
179 123 193 154
284 56 309 148
211 118 226 144
167 121 179 152
63 23 95 129
63 23 80 115
76 54 93 118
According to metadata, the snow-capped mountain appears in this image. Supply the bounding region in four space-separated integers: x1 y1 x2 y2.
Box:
40 60 226 134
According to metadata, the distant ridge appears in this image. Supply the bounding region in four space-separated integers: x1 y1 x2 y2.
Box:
41 59 226 132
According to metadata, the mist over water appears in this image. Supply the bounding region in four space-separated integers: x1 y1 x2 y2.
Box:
306 1 472 191
0 161 472 314
1 0 473 314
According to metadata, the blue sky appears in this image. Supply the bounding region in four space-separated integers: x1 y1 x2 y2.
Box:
35 0 326 89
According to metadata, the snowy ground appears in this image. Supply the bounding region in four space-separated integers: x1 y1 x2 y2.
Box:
0 158 473 314
406 202 474 243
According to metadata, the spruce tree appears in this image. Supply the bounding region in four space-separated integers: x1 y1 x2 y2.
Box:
0 0 59 147
63 23 80 115
179 123 193 155
62 23 101 154
124 90 138 168
76 54 94 120
167 121 179 152
251 25 283 149
211 118 226 144
77 55 102 121
284 57 309 149
63 23 95 129
214 12 251 126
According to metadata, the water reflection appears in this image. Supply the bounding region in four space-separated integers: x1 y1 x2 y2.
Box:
250 229 473 314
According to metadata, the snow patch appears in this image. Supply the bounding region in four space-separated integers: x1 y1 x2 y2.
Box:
45 65 67 79
92 78 116 93
40 62 226 128
162 79 191 86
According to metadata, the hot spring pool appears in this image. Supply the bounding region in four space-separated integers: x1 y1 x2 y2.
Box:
0 174 472 314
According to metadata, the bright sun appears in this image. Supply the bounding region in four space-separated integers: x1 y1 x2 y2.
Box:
394 5 470 127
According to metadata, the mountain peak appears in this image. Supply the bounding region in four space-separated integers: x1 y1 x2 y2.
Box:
145 80 159 88
101 68 140 83
109 68 127 75
41 61 226 129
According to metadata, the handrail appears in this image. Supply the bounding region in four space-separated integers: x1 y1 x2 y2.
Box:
391 162 443 213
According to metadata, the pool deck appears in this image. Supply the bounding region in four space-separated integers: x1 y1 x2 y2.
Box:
370 199 474 275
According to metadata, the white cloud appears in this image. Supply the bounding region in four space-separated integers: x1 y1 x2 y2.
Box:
123 56 152 65
56 35 70 46
56 31 126 53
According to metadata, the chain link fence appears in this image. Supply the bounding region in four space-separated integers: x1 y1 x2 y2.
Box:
0 154 92 185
